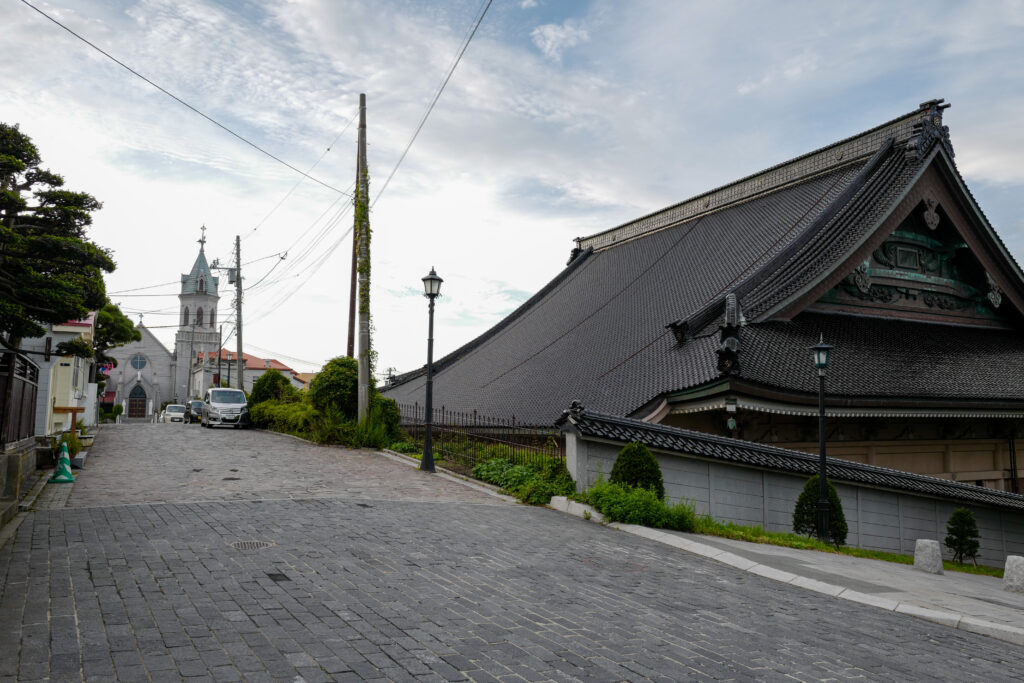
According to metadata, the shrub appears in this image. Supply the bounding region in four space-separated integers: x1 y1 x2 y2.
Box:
249 369 300 406
57 430 82 457
792 475 848 547
309 356 359 419
112 404 124 417
609 442 664 499
390 441 419 454
471 458 575 505
582 480 670 527
369 394 401 442
945 507 980 565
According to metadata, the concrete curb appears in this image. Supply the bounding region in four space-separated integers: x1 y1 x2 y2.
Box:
379 450 518 504
547 496 1024 647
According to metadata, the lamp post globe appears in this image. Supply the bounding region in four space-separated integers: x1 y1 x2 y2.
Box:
421 267 443 473
808 335 834 543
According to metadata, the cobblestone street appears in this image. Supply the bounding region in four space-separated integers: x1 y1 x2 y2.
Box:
2 424 1023 681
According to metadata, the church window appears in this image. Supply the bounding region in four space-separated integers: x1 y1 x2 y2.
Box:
198 276 206 293
182 307 189 327
130 354 147 370
196 308 204 326
210 309 216 327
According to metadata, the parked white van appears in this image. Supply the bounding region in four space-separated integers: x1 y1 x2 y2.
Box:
201 388 250 428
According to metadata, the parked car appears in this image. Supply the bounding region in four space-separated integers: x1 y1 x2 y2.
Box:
161 404 186 423
201 388 249 428
184 400 204 424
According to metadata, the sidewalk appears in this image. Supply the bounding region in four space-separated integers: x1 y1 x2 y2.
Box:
549 497 1024 647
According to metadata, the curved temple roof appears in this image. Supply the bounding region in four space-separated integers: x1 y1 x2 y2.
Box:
384 101 1024 426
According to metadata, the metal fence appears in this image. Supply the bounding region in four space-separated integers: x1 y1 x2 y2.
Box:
397 403 564 469
0 352 39 448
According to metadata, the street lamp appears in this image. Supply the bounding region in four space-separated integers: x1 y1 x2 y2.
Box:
809 335 834 542
420 267 443 473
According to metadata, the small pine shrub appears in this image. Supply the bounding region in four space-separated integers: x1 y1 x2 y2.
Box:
609 442 664 499
112 404 124 417
944 507 980 565
792 475 848 547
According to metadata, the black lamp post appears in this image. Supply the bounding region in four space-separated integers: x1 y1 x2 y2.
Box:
809 335 834 542
420 267 443 473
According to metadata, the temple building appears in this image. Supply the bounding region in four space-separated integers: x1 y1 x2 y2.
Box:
384 100 1024 492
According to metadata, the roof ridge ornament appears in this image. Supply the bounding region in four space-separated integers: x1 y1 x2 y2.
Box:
905 99 954 161
563 400 585 422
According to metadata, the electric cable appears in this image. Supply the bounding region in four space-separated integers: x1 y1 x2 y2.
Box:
372 0 493 208
18 0 350 196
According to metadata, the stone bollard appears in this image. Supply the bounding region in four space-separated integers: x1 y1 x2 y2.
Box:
913 539 944 574
1005 556 1024 593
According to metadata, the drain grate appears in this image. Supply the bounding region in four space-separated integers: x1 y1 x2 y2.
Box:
222 477 241 481
230 540 274 551
356 503 373 508
266 572 291 582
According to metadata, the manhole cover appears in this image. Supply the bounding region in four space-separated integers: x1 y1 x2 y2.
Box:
230 540 274 550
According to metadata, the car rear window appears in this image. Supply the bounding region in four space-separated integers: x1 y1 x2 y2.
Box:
210 389 246 404
167 405 185 413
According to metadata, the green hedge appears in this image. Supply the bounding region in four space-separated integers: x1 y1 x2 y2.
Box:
579 480 697 531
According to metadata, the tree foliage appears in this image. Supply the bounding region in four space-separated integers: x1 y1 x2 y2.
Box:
93 302 141 365
0 123 114 348
249 368 299 406
609 441 665 500
309 356 360 419
792 475 848 547
944 507 980 565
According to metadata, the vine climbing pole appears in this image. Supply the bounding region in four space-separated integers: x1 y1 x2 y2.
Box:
355 94 371 423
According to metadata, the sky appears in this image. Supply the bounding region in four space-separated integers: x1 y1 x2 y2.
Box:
3 0 1023 377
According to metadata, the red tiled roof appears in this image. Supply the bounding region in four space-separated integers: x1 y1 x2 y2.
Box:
199 350 298 376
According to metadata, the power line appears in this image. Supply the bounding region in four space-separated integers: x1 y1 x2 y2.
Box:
108 280 179 294
18 0 350 197
372 0 493 208
243 110 360 241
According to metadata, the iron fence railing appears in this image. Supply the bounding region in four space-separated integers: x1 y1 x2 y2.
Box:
0 352 39 447
398 403 564 469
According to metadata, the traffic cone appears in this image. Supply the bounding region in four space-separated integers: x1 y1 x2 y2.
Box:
48 442 75 483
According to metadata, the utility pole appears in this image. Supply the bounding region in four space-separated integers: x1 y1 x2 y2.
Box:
235 235 244 392
355 94 371 423
186 322 196 399
217 325 222 387
346 98 361 359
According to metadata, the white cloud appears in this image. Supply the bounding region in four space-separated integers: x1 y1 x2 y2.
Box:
530 20 589 60
520 0 538 8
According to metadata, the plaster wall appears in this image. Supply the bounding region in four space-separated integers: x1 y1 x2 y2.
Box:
568 433 1024 567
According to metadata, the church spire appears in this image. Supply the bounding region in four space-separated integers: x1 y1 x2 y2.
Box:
198 224 207 251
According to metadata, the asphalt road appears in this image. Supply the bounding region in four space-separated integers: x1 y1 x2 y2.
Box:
1 423 1022 681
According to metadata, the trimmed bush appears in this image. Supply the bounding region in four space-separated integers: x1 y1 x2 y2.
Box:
609 441 664 499
792 475 848 547
369 394 401 442
945 507 980 565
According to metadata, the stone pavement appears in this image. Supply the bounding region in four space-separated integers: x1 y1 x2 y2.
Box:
1 424 1023 681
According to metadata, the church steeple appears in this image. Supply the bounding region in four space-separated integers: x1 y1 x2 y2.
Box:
179 227 220 331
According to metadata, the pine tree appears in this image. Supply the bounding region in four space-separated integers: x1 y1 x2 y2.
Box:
792 475 848 547
944 507 980 566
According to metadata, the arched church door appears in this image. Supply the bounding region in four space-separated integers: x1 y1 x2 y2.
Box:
128 385 147 418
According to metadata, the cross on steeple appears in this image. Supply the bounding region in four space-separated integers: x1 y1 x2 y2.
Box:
198 225 207 248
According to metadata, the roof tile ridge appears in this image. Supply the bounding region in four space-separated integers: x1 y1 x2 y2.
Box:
570 409 1024 503
577 105 932 253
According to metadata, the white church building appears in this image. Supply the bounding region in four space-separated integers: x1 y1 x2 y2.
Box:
106 240 222 418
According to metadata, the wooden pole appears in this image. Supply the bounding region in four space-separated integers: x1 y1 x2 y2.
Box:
356 94 371 423
235 235 244 392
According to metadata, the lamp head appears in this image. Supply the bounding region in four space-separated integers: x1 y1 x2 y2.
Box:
808 334 834 370
422 267 443 299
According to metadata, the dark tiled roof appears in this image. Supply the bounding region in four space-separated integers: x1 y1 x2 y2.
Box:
383 163 867 424
384 101 1022 426
561 407 1024 512
737 312 1024 403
